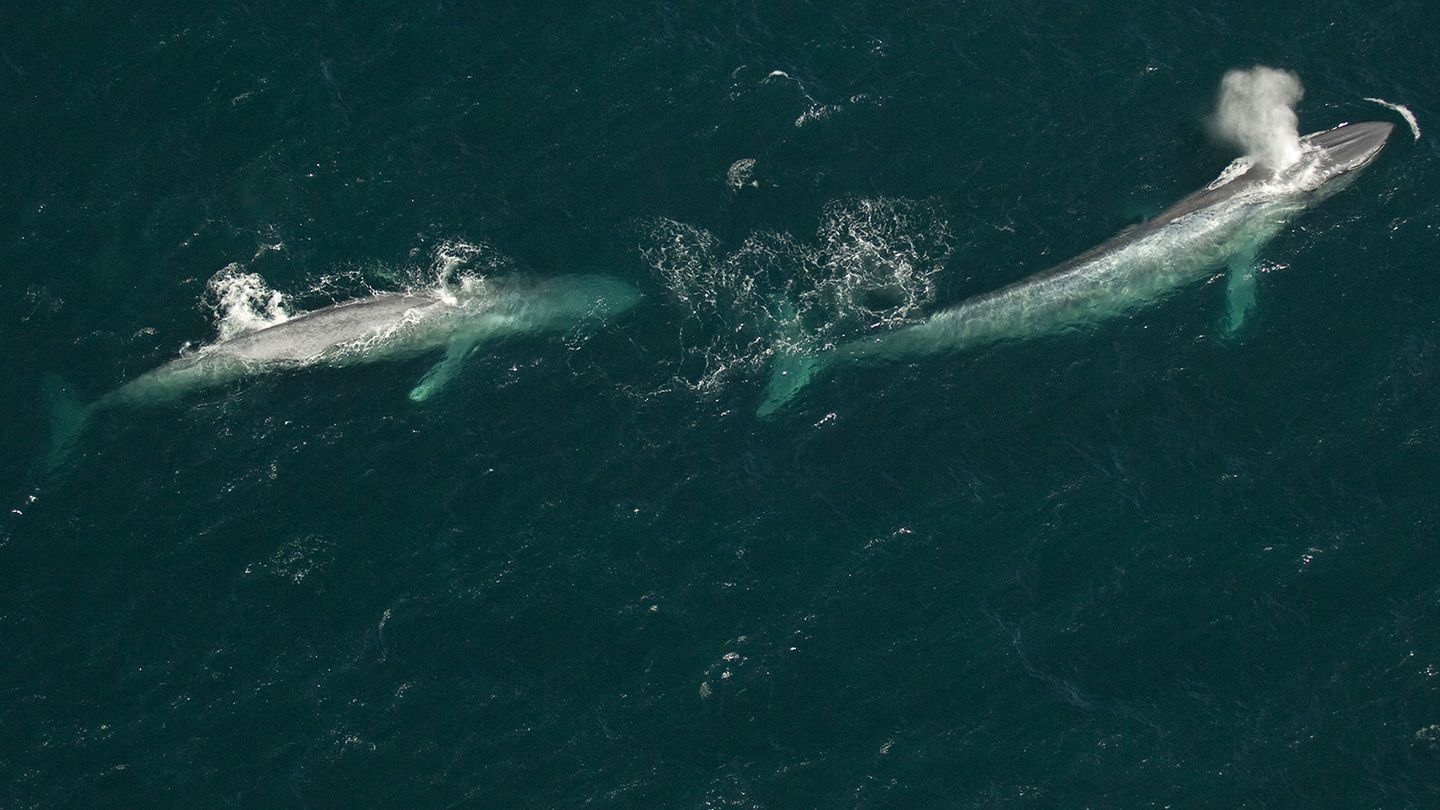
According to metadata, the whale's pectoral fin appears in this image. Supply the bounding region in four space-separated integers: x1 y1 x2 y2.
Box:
408 336 482 402
1222 248 1260 337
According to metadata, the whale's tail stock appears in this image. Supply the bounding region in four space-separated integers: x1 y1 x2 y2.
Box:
42 374 93 471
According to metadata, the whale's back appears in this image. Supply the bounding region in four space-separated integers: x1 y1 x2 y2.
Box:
214 294 442 363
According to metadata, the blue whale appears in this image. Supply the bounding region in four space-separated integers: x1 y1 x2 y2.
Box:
46 274 640 466
759 121 1395 416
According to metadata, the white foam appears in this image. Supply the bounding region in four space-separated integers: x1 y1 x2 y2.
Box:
206 264 290 341
794 103 841 128
726 158 757 190
793 94 879 129
1364 97 1421 141
393 238 517 307
1206 157 1256 190
428 238 509 289
640 198 954 395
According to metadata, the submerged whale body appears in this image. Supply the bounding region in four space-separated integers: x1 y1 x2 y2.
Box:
46 274 640 466
758 121 1395 416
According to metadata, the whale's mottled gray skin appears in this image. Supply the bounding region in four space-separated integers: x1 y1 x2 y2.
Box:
758 122 1394 415
46 274 639 467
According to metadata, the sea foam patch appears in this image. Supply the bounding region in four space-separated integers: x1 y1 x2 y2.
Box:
640 197 954 395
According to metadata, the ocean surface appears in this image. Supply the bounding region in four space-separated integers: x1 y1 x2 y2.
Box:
4 2 1439 806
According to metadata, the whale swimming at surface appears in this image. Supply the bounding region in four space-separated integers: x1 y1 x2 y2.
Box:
46 273 640 466
757 120 1395 416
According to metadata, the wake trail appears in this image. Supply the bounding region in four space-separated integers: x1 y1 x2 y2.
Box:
1363 97 1421 141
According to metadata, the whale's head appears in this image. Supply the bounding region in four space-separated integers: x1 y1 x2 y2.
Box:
1290 121 1393 193
544 275 642 321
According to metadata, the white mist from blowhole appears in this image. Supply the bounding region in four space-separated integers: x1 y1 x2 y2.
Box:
1212 66 1305 169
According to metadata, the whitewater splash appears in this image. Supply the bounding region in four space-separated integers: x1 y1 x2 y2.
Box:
1212 66 1305 169
207 264 291 342
425 238 517 291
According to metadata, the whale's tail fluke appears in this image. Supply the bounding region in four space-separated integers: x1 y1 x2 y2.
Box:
757 348 833 418
756 295 834 418
42 375 92 471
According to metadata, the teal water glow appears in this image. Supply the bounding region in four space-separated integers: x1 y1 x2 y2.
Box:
3 2 1439 806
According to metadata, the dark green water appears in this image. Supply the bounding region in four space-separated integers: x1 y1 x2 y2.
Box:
4 2 1439 806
